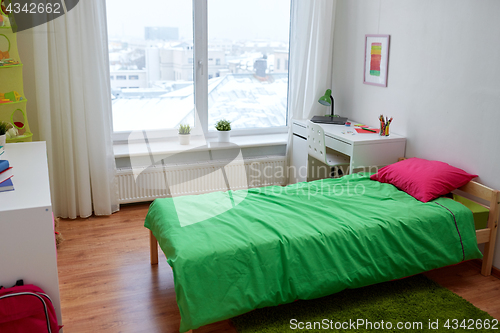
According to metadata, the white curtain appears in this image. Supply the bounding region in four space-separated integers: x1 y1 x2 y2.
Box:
286 0 337 182
32 0 119 218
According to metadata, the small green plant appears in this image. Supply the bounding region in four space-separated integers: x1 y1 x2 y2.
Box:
0 121 8 136
178 124 191 135
215 119 231 131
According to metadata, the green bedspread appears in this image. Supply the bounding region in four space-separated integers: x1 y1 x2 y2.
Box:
144 173 482 332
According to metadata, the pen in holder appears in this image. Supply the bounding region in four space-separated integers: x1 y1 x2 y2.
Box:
379 115 393 136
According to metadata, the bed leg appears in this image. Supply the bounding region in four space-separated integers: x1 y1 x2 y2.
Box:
481 191 500 276
482 243 495 276
150 230 159 265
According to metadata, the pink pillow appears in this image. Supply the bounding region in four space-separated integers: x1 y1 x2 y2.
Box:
370 158 478 202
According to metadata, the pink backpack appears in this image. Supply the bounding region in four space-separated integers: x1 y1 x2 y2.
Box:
0 280 62 332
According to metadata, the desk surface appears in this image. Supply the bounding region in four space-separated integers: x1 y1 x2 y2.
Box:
0 142 52 212
293 119 405 145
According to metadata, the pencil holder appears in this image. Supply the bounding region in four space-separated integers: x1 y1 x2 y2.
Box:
379 115 393 137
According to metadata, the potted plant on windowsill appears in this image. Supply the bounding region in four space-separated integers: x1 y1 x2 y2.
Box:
215 119 231 142
178 124 191 145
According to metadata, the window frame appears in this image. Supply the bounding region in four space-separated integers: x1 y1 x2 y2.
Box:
112 0 290 143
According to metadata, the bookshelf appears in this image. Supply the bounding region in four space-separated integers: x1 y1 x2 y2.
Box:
0 6 33 143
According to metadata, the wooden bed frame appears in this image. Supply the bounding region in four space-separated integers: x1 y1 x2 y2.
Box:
456 180 500 276
149 174 500 278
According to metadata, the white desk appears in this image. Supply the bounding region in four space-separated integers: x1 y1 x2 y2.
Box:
291 119 406 181
0 142 63 327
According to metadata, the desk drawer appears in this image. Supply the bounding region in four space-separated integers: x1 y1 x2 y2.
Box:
292 122 307 138
325 136 352 156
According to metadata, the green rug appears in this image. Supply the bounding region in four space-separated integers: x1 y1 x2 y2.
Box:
231 275 496 332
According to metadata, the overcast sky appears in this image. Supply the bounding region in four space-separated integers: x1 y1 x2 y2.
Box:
106 0 291 42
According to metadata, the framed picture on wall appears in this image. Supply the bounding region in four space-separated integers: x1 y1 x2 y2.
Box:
363 34 390 87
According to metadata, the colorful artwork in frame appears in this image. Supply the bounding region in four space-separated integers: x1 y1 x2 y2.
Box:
364 34 390 87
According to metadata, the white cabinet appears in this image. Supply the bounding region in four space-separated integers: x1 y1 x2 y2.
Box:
0 142 62 327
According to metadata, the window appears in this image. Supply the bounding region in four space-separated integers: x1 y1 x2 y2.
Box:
277 59 281 70
106 0 290 138
110 76 114 80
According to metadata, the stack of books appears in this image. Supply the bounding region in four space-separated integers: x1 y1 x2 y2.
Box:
0 159 14 193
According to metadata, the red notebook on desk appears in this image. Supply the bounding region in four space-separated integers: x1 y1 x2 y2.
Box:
0 167 13 184
355 127 380 134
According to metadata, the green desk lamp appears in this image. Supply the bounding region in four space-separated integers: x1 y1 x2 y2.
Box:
311 89 347 124
318 89 335 117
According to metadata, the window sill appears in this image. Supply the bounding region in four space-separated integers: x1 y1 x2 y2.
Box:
113 133 288 158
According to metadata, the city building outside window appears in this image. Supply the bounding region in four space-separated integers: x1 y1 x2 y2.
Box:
106 0 291 139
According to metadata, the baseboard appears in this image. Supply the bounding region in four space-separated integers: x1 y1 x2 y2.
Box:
471 259 500 279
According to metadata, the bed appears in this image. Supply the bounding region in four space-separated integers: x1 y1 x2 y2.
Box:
145 170 499 333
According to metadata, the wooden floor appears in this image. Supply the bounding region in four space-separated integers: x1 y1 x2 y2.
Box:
57 203 500 333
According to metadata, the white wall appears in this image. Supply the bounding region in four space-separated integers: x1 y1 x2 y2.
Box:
332 0 500 268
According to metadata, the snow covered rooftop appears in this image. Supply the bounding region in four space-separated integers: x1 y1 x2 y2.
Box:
112 73 288 132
